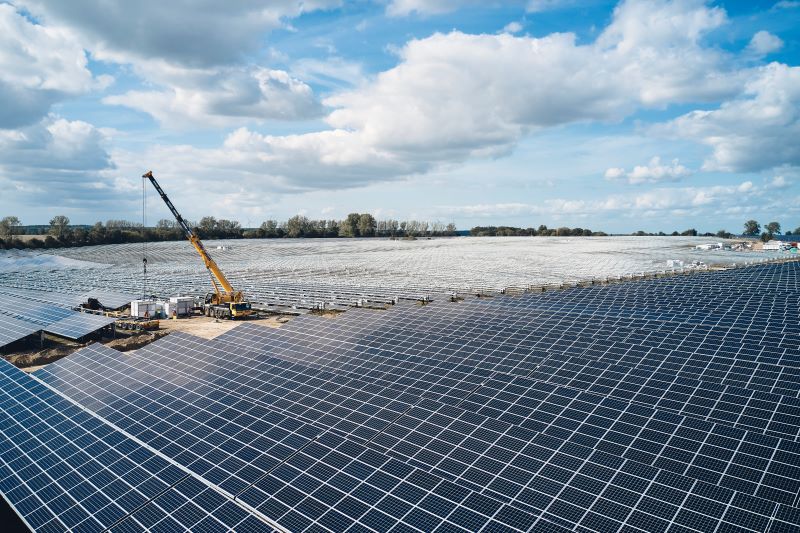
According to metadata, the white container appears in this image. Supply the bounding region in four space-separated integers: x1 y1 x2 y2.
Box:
168 297 193 317
130 300 157 318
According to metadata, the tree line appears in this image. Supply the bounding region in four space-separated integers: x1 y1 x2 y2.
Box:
470 225 607 237
4 214 796 251
0 213 459 250
741 220 795 242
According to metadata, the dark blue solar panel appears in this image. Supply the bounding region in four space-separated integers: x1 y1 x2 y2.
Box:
17 261 800 532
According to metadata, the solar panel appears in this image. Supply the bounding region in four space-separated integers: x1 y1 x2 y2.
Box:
45 312 116 340
10 261 800 531
0 294 115 341
0 315 40 349
0 358 186 531
237 430 567 532
109 476 276 532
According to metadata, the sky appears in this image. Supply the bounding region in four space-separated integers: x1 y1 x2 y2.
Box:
0 0 798 233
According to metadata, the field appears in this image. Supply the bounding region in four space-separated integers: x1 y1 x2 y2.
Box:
0 236 787 309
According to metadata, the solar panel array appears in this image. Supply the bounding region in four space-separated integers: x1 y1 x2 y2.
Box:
1 236 790 312
0 293 116 348
0 358 272 532
0 260 798 531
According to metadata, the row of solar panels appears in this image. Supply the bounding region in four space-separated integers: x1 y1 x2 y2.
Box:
29 320 800 531
0 289 135 348
3 261 800 531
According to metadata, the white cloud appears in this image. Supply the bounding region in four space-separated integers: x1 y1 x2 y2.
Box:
658 63 800 172
316 0 740 169
107 0 763 192
604 167 626 180
14 0 339 126
0 117 121 208
103 66 321 128
527 0 577 12
605 156 692 184
438 180 761 218
16 0 342 67
290 57 367 91
747 31 784 56
0 4 100 128
386 0 491 16
771 175 790 189
502 21 524 34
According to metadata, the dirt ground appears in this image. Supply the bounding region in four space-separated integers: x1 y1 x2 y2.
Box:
157 314 289 338
6 314 292 372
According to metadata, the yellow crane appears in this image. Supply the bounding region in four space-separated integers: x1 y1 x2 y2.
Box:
142 171 252 319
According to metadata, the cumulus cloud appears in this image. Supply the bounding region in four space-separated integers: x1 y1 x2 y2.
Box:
747 31 784 56
333 4 727 157
107 0 772 192
16 0 342 67
15 0 338 126
501 21 524 34
104 66 322 128
527 0 578 12
438 180 761 218
386 0 496 16
279 0 741 175
770 175 790 189
605 156 692 184
657 63 800 172
0 117 123 208
0 4 100 128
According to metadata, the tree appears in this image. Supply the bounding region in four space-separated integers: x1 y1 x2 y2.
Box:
199 216 217 233
340 213 360 237
445 222 457 236
766 221 781 235
680 228 698 236
260 220 279 238
286 215 310 238
761 232 773 242
216 219 241 238
0 216 21 240
715 229 732 239
743 220 760 236
48 215 70 239
325 219 340 237
357 213 376 237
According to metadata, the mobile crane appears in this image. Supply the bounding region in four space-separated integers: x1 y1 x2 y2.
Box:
142 171 253 319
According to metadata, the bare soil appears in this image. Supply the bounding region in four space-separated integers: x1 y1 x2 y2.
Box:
158 315 288 338
7 314 292 371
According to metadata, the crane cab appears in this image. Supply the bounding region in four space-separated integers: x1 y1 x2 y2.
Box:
203 293 253 319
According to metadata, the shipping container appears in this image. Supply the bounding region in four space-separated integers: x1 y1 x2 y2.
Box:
130 300 157 318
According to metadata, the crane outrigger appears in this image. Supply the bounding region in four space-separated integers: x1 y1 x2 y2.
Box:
142 171 252 319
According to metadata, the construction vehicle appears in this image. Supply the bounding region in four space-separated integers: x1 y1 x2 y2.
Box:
142 171 253 319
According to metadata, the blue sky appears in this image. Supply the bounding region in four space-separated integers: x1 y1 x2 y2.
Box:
0 0 798 233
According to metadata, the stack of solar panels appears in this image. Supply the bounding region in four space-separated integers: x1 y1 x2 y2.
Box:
3 261 800 531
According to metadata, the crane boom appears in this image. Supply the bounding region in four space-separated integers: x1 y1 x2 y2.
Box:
142 171 243 304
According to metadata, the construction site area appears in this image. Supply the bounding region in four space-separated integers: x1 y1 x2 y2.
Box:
1 173 799 533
